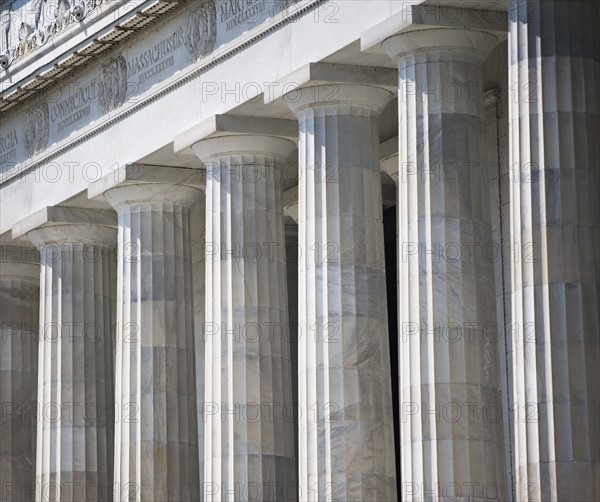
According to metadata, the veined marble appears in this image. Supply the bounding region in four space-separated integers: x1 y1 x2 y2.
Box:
192 135 297 502
283 84 398 502
508 1 600 500
13 208 117 502
383 28 507 501
0 244 39 502
99 168 202 502
1 2 598 501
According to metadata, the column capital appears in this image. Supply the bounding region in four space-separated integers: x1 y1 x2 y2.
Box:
283 185 299 224
265 62 397 103
382 28 500 62
11 207 117 247
174 114 298 156
380 136 399 184
283 83 394 116
0 240 39 281
360 3 507 55
381 152 400 185
0 262 39 282
0 239 40 266
264 62 395 114
88 164 204 210
191 134 296 163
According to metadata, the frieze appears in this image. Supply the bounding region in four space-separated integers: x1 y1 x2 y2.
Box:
0 0 300 178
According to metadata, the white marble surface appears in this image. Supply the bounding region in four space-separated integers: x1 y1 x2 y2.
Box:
0 245 39 502
105 178 202 501
1 2 596 500
192 135 297 502
383 28 507 502
283 83 398 501
508 2 600 500
25 217 117 502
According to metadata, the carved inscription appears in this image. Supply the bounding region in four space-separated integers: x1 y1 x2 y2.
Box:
0 129 18 163
127 27 184 85
50 80 96 131
220 0 263 32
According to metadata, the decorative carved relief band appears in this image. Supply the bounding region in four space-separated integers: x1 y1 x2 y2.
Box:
185 0 217 60
97 54 128 114
0 0 100 69
23 101 49 157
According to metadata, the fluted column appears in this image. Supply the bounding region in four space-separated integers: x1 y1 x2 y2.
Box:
0 244 39 501
508 2 600 500
383 29 506 501
104 180 201 502
283 84 397 501
191 135 296 502
19 210 117 502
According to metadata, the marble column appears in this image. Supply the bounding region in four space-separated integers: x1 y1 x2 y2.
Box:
383 29 506 501
283 84 397 501
0 244 39 501
508 1 600 500
104 180 201 502
192 135 296 502
19 209 117 502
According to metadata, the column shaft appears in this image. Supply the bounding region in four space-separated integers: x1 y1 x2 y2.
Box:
508 1 600 500
287 85 397 501
28 224 116 502
192 135 296 502
384 29 506 501
0 246 39 502
106 183 200 502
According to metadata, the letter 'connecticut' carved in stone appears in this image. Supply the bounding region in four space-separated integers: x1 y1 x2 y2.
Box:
97 54 128 114
23 101 49 157
185 0 216 60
